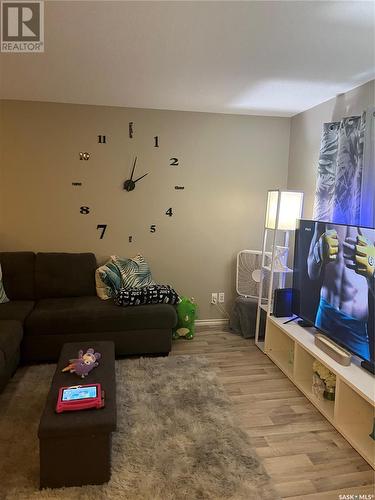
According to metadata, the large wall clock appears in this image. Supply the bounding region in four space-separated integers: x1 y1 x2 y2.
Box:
74 123 185 243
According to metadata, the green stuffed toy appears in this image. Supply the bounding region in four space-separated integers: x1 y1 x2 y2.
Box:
173 297 197 340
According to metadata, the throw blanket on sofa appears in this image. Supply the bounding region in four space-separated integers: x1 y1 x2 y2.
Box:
115 285 180 307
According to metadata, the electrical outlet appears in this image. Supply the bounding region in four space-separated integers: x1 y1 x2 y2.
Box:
211 293 218 304
219 292 225 303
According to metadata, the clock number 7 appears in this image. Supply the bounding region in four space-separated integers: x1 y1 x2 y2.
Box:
97 224 107 239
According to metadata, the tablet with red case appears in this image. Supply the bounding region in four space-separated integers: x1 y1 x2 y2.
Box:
56 384 104 413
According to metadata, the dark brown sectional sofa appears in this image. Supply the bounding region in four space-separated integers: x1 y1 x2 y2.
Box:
0 252 177 392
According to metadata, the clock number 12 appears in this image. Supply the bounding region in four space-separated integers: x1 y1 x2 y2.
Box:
97 224 107 239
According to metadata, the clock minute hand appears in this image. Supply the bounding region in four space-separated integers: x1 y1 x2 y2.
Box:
130 156 137 180
134 172 149 183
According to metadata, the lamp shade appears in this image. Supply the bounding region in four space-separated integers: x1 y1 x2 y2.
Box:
265 190 279 229
265 190 304 230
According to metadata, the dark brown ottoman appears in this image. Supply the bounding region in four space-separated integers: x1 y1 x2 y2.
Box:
38 341 116 489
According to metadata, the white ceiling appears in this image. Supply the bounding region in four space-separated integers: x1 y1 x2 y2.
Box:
0 1 374 117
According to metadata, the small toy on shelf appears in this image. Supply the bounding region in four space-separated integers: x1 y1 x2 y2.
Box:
173 297 197 340
62 348 101 378
313 360 336 401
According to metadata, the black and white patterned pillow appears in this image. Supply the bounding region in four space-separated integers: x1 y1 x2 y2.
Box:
115 284 180 307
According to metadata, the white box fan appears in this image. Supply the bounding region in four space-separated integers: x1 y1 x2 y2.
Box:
236 250 271 299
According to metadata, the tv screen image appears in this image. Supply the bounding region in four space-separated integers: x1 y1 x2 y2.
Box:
293 220 375 363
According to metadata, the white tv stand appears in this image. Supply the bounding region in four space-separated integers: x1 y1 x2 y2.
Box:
264 316 375 469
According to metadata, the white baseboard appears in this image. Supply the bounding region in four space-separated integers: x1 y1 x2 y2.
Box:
195 319 229 327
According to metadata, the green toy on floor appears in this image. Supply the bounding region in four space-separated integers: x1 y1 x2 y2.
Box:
172 297 197 340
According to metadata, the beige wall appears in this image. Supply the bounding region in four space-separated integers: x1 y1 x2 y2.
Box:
287 79 375 217
0 100 290 319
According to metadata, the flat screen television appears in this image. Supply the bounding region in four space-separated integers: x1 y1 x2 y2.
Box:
292 219 374 371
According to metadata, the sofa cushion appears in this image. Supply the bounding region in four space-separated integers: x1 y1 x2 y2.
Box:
0 264 9 304
25 296 177 336
0 252 35 300
95 259 122 300
35 253 97 299
0 320 23 361
115 285 180 307
0 301 35 322
112 254 155 289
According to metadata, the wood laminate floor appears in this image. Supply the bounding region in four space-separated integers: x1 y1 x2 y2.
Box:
171 327 375 500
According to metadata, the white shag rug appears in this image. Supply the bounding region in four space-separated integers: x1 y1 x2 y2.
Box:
0 355 277 500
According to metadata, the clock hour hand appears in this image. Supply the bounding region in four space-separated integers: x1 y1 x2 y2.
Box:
134 172 149 183
130 156 137 180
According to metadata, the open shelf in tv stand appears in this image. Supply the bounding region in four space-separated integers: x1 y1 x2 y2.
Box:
264 315 375 469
